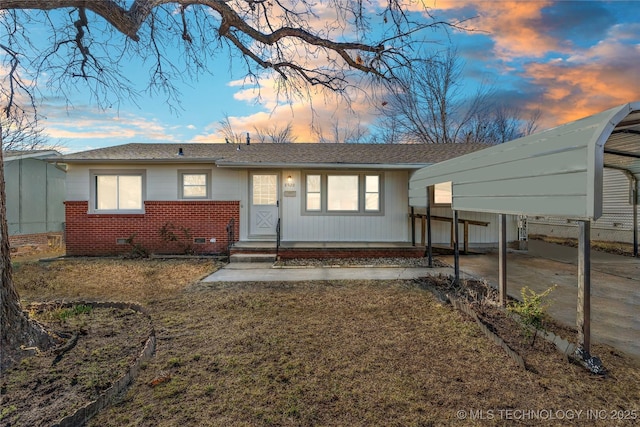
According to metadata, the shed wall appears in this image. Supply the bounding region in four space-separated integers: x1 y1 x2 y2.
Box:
5 158 65 235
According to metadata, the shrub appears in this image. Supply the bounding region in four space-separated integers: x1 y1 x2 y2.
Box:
508 285 556 345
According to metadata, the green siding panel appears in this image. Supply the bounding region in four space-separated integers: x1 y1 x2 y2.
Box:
5 161 21 234
3 157 66 236
453 195 589 218
409 102 640 220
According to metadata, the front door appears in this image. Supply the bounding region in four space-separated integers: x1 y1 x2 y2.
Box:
250 173 279 238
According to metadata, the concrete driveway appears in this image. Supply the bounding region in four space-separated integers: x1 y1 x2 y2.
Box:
442 240 640 359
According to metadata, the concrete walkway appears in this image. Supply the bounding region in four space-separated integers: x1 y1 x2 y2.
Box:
203 262 452 282
202 241 639 359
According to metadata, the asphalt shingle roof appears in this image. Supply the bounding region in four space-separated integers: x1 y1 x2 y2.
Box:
59 142 490 167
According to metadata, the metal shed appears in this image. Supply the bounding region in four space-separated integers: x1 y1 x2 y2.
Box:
409 102 640 362
4 150 66 237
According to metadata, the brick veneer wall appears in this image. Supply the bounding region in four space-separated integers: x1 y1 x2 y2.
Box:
65 200 239 256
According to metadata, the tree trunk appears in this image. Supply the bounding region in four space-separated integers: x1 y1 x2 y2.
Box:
1 131 54 372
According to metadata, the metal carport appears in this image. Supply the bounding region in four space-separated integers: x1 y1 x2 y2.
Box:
409 102 640 360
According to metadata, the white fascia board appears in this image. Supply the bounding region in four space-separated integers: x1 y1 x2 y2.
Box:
214 162 430 169
55 158 223 164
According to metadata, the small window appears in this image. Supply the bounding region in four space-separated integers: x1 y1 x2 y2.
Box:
306 174 321 211
179 170 211 199
365 175 380 211
252 174 277 205
92 171 145 212
434 182 452 205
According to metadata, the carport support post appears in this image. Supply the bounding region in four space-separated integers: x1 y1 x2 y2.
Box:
426 187 433 267
453 209 460 285
577 220 591 353
633 178 638 257
498 214 507 307
411 207 416 246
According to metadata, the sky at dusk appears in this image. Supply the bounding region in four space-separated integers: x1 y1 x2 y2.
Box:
18 1 640 153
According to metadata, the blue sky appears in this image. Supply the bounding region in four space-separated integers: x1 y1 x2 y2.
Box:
16 0 640 153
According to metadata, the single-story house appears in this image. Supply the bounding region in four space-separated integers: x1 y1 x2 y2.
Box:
4 149 66 249
57 142 520 257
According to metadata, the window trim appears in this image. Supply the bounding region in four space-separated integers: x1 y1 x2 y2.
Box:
90 169 146 214
178 169 212 200
302 172 384 216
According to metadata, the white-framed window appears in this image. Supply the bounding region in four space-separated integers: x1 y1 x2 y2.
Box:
327 175 359 211
303 172 383 215
91 170 145 213
433 181 452 206
179 170 211 199
365 175 380 211
252 174 278 205
306 174 321 211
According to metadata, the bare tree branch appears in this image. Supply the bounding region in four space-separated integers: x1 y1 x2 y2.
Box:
217 113 244 143
380 47 540 144
3 0 459 101
253 122 296 143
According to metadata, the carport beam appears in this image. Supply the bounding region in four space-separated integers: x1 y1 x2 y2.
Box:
577 220 591 353
499 214 507 307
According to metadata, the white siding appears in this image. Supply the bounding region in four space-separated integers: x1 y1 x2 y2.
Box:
66 165 91 200
65 163 242 201
278 169 411 242
238 170 250 241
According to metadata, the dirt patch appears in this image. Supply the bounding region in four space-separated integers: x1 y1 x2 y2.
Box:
10 247 66 264
415 274 578 369
1 304 152 427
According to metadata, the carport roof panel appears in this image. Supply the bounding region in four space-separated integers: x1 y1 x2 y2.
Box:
604 109 640 187
409 102 640 219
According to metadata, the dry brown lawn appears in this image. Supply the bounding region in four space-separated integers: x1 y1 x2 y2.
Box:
3 257 639 426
